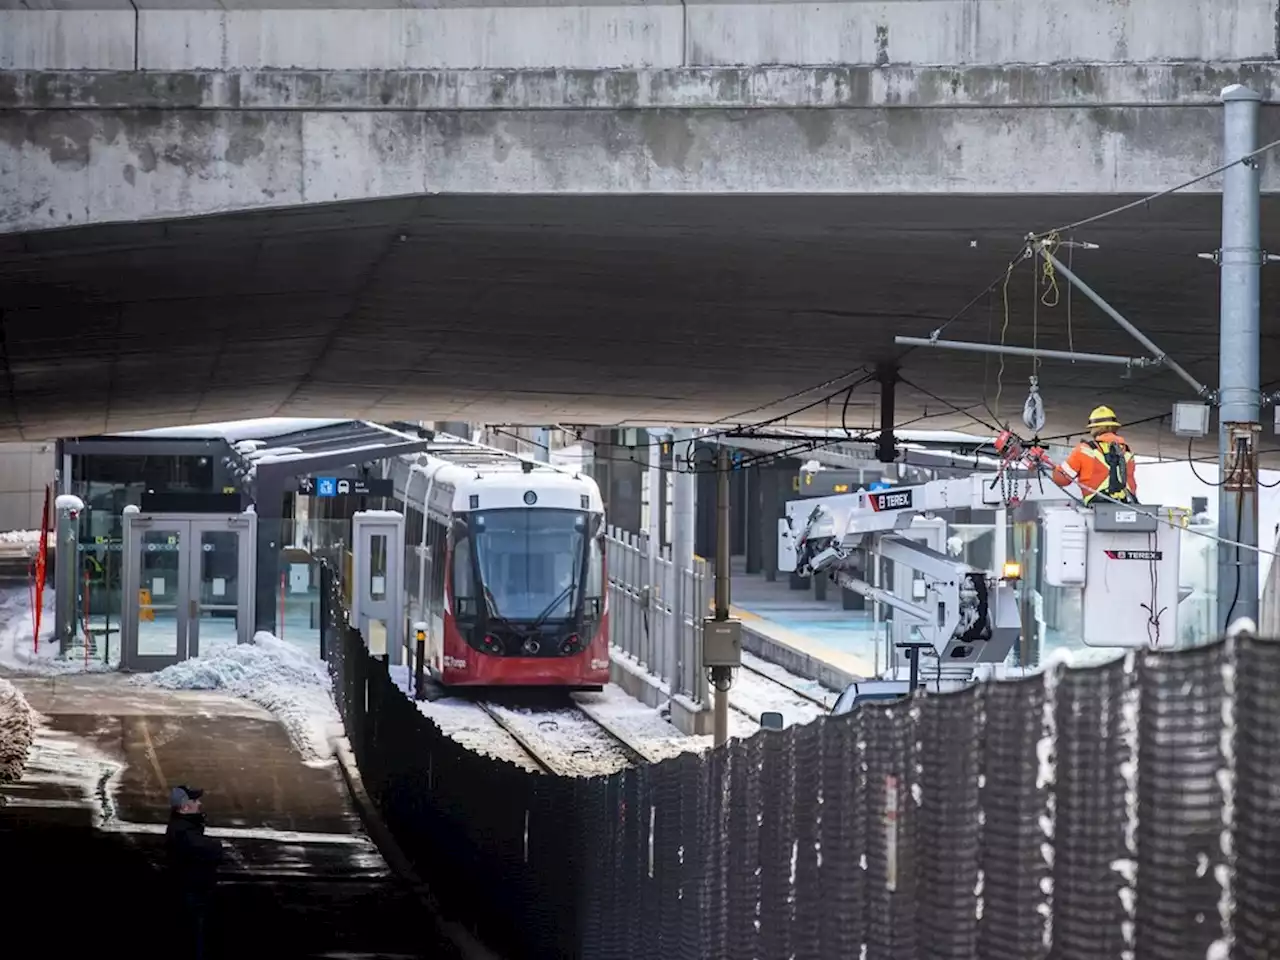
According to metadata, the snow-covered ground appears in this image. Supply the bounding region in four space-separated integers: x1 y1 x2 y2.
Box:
0 676 34 783
135 632 340 767
0 586 114 676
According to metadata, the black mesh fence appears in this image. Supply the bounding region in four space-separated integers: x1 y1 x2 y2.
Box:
320 566 1280 960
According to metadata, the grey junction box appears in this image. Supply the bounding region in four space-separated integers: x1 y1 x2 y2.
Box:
702 617 743 668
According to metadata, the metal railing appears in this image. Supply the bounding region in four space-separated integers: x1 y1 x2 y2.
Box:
604 525 710 706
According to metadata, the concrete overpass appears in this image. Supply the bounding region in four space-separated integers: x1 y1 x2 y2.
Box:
1 0 1279 448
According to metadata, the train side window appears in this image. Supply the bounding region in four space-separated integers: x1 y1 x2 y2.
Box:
453 534 476 619
588 536 604 591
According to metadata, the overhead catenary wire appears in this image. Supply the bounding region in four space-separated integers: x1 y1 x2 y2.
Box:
1030 135 1280 239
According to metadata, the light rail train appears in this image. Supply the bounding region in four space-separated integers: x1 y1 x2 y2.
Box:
390 438 609 688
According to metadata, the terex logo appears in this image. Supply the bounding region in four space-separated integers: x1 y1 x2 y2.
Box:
443 656 468 669
870 489 914 512
590 658 610 671
1104 550 1162 561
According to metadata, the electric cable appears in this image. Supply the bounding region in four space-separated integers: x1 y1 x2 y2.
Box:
1030 136 1280 239
1187 437 1227 488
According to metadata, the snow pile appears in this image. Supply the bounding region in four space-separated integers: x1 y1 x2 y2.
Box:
0 529 42 546
137 632 339 766
0 677 35 783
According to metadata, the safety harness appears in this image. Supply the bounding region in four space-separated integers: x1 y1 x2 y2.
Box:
1083 438 1136 504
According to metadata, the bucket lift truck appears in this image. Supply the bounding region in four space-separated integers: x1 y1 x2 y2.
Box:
777 468 1188 711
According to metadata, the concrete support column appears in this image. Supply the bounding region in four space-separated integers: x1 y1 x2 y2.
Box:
730 465 746 556
605 430 643 534
532 427 550 463
759 466 781 582
744 467 763 575
254 476 285 633
695 445 716 559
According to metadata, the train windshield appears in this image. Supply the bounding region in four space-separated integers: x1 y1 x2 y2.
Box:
462 509 601 623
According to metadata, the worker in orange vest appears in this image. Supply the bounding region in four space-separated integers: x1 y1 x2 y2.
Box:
1051 405 1138 505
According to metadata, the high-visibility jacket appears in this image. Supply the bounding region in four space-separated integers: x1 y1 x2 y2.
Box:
1051 432 1138 504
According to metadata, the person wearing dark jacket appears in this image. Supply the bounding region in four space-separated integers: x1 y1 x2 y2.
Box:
165 785 224 959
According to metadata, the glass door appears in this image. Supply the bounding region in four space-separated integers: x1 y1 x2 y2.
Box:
188 516 254 657
123 519 191 670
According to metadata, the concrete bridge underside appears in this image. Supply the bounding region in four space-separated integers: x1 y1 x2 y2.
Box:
2 191 1279 451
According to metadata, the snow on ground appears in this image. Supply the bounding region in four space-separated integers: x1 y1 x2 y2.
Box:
385 666 552 773
730 657 830 727
135 632 339 767
0 676 34 783
0 586 112 676
571 686 699 763
483 703 635 778
571 685 733 762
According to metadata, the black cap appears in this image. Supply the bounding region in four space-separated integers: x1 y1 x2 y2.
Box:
169 785 204 808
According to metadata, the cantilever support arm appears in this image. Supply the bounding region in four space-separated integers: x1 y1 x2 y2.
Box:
894 336 1158 369
1032 241 1213 399
829 569 932 622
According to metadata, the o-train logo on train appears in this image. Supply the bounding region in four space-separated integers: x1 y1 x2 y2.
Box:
392 445 609 690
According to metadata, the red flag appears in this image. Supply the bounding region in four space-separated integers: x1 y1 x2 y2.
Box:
31 485 50 653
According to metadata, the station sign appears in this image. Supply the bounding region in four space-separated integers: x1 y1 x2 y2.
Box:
296 476 394 498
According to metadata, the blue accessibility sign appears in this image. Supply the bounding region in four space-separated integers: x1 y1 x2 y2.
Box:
316 477 337 498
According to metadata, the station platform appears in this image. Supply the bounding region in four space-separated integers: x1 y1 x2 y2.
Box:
0 673 465 959
729 560 881 692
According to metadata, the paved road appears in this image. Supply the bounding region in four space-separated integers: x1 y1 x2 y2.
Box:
0 674 464 959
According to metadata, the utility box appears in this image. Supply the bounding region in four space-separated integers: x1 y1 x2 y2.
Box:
1043 510 1088 586
702 617 743 668
1042 504 1185 650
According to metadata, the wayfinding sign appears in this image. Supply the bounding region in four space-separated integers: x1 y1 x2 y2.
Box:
297 476 393 498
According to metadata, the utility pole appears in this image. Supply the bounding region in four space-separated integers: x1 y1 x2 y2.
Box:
704 444 742 747
1217 84 1263 632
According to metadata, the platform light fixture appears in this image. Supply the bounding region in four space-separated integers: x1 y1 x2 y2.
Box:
1001 561 1022 581
1172 401 1211 438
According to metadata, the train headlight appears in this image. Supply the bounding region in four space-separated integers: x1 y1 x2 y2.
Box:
523 490 538 505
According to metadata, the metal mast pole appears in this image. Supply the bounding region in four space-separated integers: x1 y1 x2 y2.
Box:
670 428 696 700
646 429 663 676
710 445 735 747
1217 84 1263 632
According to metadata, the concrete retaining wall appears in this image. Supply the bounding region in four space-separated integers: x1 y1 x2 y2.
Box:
3 0 1274 72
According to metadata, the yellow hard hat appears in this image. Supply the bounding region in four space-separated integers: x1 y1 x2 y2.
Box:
1087 405 1121 431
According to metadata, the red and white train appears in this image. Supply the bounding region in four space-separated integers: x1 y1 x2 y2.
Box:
391 437 609 689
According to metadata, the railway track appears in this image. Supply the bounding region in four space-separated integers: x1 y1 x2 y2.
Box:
477 698 659 776
729 653 836 724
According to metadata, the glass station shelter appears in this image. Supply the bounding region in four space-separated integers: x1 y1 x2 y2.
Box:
57 418 431 664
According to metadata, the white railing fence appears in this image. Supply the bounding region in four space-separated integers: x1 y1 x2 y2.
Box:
605 525 710 707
